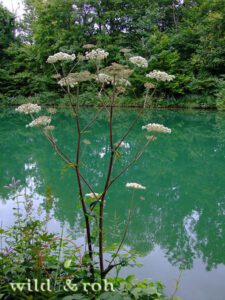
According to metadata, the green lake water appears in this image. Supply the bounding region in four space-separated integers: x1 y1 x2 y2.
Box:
1 108 225 300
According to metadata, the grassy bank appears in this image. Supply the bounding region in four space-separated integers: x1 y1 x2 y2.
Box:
1 93 224 110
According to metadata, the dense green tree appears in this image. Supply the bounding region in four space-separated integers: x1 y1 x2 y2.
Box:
0 3 15 57
0 0 224 106
0 4 15 98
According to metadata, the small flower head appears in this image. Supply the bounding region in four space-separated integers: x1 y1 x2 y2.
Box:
120 48 131 54
85 48 109 60
83 44 95 49
142 123 171 134
146 135 157 142
83 139 91 145
58 77 78 88
26 116 51 128
58 71 92 88
16 103 41 114
85 192 100 199
126 182 146 190
146 70 175 82
52 74 61 79
115 141 130 149
102 63 133 79
144 82 155 89
129 56 148 68
96 73 113 84
47 108 57 115
115 78 131 87
47 52 76 64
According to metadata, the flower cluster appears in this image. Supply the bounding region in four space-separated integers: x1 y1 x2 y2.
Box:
47 107 57 114
58 76 78 88
115 141 130 149
120 48 131 54
96 73 112 84
142 123 171 134
129 56 148 68
26 116 51 128
58 71 92 88
146 70 175 82
47 52 76 64
83 44 95 49
126 182 146 190
85 193 100 199
146 135 157 142
15 103 41 114
85 48 109 60
52 74 61 79
144 82 155 89
102 63 133 79
83 139 91 145
116 78 131 87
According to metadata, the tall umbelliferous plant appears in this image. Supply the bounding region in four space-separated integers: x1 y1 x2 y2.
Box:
16 48 174 281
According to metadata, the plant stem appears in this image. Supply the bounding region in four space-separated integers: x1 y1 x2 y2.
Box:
54 225 64 289
72 89 95 279
99 76 116 277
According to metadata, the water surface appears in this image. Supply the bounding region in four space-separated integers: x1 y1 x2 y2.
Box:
0 108 225 300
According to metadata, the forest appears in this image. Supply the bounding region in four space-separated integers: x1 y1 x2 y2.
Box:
0 0 225 108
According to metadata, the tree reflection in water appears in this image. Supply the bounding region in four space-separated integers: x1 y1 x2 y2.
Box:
0 108 225 273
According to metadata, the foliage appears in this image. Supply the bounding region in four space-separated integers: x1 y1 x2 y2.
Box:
0 3 15 59
0 178 165 299
215 78 225 110
0 0 225 106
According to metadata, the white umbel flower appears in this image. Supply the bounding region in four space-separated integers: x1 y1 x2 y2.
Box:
142 123 171 134
16 103 41 115
116 78 131 87
85 48 109 60
26 116 51 128
144 82 155 89
146 70 175 82
146 135 157 141
47 108 57 114
58 76 78 88
47 52 76 64
115 141 130 149
83 44 95 49
126 182 146 190
85 193 100 199
129 56 148 68
96 73 112 84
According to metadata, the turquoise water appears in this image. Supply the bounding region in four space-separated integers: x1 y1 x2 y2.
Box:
0 108 225 299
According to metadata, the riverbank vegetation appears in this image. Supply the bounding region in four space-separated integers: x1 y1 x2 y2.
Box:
0 0 225 109
0 180 165 299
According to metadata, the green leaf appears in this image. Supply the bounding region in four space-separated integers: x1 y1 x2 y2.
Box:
61 295 85 300
64 259 72 268
100 292 124 300
143 286 158 295
131 287 143 299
